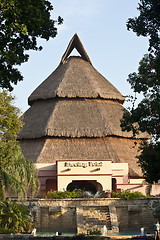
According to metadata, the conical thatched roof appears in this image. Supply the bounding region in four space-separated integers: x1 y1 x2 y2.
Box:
28 56 125 105
28 34 125 106
19 34 149 177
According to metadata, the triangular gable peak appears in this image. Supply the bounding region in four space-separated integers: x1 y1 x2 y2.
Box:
60 34 92 65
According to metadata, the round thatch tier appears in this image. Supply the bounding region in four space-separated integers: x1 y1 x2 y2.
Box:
19 99 149 139
20 137 142 177
28 57 125 105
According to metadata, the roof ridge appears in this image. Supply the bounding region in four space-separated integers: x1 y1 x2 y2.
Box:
60 34 92 65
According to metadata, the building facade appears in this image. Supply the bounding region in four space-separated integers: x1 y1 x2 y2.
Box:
35 160 129 194
19 34 153 196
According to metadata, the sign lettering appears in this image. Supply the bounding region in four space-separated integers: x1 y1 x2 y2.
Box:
64 162 103 168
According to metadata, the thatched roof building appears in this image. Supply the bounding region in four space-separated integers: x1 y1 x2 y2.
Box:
19 34 149 194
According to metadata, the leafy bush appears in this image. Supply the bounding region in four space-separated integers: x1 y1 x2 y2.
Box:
112 191 145 200
46 189 82 199
87 229 102 235
0 198 33 234
46 189 145 200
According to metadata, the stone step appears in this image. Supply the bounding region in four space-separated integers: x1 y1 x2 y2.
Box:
82 208 110 213
84 217 110 221
83 214 111 219
83 218 111 227
85 225 112 231
83 206 110 211
77 205 113 234
86 219 107 223
83 208 110 212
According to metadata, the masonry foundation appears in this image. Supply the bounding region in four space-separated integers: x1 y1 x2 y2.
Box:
25 198 160 235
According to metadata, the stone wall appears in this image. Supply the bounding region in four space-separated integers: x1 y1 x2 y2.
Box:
39 206 76 233
25 198 160 234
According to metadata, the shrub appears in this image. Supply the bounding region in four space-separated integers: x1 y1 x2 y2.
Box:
0 198 33 234
112 191 145 200
46 189 82 199
87 229 102 235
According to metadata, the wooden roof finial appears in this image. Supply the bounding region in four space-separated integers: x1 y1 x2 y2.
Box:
60 34 92 65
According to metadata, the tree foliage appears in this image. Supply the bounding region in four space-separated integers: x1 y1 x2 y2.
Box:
0 90 39 200
0 90 22 167
0 0 63 90
0 198 33 234
138 141 160 184
127 0 160 52
121 0 160 184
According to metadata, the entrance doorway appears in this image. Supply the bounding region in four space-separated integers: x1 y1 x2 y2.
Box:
46 179 57 193
112 178 117 192
67 180 97 194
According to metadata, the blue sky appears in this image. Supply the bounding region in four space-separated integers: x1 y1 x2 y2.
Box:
12 0 149 113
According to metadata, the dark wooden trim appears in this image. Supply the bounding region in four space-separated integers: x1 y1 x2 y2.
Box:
117 183 144 186
57 174 112 176
38 176 57 178
112 175 124 177
56 159 112 162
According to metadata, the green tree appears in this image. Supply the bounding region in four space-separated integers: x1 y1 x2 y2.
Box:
0 90 39 200
0 0 63 90
0 90 22 166
121 0 160 184
0 198 33 234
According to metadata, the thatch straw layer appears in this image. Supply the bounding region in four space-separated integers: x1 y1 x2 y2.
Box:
28 57 125 105
20 137 142 177
19 99 149 139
